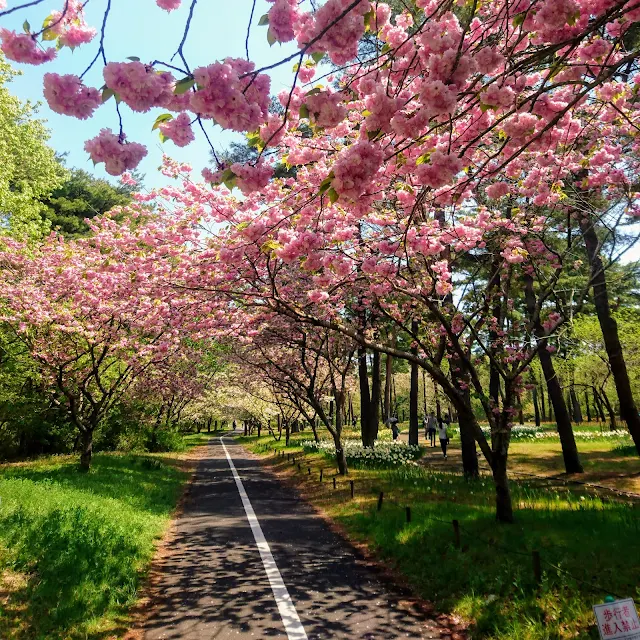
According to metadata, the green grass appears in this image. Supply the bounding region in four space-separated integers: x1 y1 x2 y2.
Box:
0 431 212 639
240 428 640 640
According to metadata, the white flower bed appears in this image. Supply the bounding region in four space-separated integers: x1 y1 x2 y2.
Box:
302 439 421 467
452 425 630 442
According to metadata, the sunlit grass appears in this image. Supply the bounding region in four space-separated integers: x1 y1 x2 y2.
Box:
0 432 211 639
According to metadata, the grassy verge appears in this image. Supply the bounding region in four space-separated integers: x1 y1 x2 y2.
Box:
238 429 640 640
0 431 214 639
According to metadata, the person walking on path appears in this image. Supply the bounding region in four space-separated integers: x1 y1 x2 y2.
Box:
389 414 399 440
426 412 437 446
438 419 449 458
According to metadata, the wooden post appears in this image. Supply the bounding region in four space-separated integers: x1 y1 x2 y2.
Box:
320 468 323 482
308 466 311 475
532 550 542 586
350 480 355 498
406 506 411 523
377 491 384 511
298 463 301 471
452 519 461 549
333 477 336 489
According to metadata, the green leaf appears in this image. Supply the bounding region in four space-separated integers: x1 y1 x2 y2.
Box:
258 13 269 26
219 168 236 184
305 87 322 97
159 131 168 143
311 52 325 64
267 27 277 46
152 113 174 131
127 56 141 62
101 88 116 103
416 153 431 166
363 8 374 32
174 77 195 95
23 20 30 34
381 43 391 54
328 187 339 204
299 104 310 119
223 177 237 191
367 128 382 141
512 13 525 27
42 29 57 41
318 173 334 194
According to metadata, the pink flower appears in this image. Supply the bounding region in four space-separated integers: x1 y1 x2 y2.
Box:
305 90 347 128
47 0 96 47
191 58 270 132
0 29 56 64
267 0 299 42
420 79 457 119
331 140 383 200
415 151 462 189
159 112 195 147
103 61 174 113
84 129 147 176
485 182 510 199
308 290 329 303
157 0 181 10
43 73 101 119
231 160 273 195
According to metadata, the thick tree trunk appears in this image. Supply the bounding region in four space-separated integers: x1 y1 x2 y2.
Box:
409 329 419 447
570 386 583 424
524 273 583 473
358 346 374 446
580 217 640 453
371 350 381 443
384 353 393 423
600 389 617 430
333 390 348 475
594 389 606 423
540 383 547 422
491 402 513 523
488 256 502 411
458 392 479 479
285 422 290 447
532 385 541 427
79 429 93 471
584 391 591 422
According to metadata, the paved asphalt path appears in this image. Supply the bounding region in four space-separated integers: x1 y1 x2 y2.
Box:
144 436 445 640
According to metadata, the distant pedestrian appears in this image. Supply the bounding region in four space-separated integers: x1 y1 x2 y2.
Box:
232 419 237 431
389 415 399 440
426 412 437 447
438 419 449 458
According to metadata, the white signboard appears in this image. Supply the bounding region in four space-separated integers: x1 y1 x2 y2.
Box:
594 599 640 639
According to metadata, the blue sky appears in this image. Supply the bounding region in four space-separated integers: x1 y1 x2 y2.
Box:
2 0 299 188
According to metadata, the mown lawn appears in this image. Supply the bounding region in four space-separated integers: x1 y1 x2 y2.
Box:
0 432 212 639
239 428 640 640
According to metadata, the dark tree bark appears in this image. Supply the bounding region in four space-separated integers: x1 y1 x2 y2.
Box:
409 320 419 446
79 429 93 471
584 391 591 422
371 349 381 442
580 216 640 453
333 390 348 475
540 382 547 422
524 273 583 473
570 386 583 423
358 346 374 446
532 385 541 427
384 353 393 423
600 388 617 430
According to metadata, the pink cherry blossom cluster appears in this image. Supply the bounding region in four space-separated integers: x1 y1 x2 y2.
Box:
305 90 347 129
103 61 175 113
267 0 300 43
47 0 96 48
331 140 383 200
84 129 148 176
0 29 56 64
159 113 195 147
231 160 274 195
191 58 270 132
43 73 101 119
157 0 182 11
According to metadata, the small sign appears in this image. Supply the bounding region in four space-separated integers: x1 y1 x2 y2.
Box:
594 599 640 639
